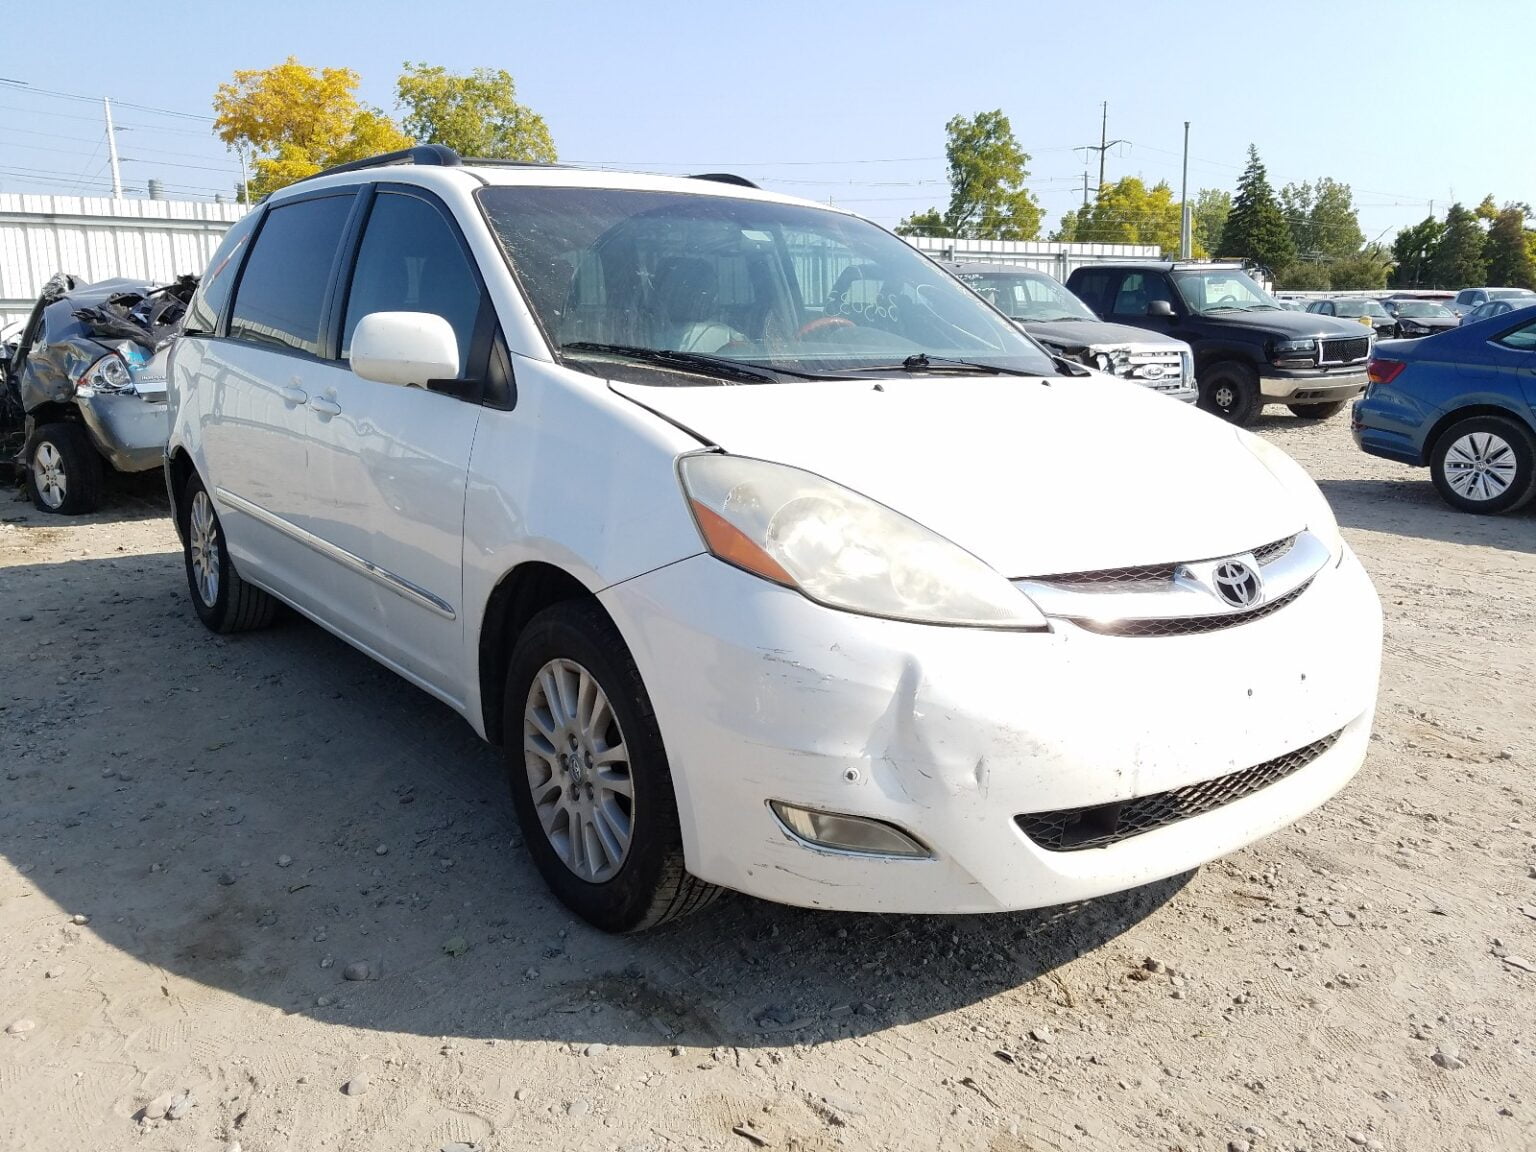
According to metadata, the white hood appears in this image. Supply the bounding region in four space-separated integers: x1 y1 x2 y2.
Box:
613 375 1305 577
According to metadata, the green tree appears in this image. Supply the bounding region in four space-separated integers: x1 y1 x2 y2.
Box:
1474 194 1499 223
1327 244 1392 290
1219 146 1295 273
1192 188 1231 256
1428 203 1488 288
1390 216 1444 288
1484 204 1534 289
213 57 411 197
1055 176 1205 257
896 111 1041 240
1274 262 1331 291
1280 177 1364 261
396 63 556 162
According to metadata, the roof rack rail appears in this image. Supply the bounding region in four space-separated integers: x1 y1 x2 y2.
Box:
306 144 464 182
690 173 760 189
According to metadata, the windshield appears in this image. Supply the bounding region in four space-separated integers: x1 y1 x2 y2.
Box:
477 186 1058 381
948 268 1097 322
1171 268 1279 314
1489 288 1536 301
1394 301 1453 317
1333 299 1390 318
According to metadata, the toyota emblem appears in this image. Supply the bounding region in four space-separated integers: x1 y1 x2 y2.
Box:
1213 559 1262 608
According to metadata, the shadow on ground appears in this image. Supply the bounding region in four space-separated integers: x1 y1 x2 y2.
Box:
4 467 169 527
1 545 1184 1051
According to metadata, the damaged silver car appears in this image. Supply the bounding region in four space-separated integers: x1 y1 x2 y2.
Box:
2 273 196 514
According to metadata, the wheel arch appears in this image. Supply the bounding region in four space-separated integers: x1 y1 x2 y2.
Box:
1423 403 1535 465
165 445 197 543
478 560 612 747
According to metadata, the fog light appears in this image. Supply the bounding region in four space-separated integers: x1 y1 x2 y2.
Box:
768 801 930 857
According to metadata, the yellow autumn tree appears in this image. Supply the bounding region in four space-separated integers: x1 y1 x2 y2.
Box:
213 58 411 198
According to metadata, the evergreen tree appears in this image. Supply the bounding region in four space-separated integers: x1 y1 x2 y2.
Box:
1428 203 1488 288
1219 146 1295 273
1484 204 1535 289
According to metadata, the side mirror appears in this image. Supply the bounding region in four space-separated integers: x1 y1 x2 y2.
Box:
350 311 459 388
1147 300 1175 318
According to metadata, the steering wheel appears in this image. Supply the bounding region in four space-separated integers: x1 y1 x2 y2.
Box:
798 315 857 339
1213 294 1239 306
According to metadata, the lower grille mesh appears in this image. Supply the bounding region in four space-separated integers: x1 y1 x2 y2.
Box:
1015 728 1344 852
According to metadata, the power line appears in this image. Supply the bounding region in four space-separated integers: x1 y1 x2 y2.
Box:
0 78 213 122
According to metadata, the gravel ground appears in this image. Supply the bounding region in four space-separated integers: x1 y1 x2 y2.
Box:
0 415 1533 1152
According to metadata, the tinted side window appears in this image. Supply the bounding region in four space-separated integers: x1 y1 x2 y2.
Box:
1109 273 1172 317
1071 270 1111 311
228 195 353 357
183 210 261 337
341 192 483 377
1497 319 1536 351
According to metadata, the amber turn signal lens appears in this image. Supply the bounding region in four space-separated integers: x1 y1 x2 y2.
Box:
689 500 795 587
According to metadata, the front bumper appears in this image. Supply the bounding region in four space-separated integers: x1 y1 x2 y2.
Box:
602 546 1382 914
1259 368 1369 403
77 392 169 473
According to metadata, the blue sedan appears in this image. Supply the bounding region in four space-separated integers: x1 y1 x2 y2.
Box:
1352 304 1536 514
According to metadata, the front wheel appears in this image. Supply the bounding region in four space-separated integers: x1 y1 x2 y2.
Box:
1429 415 1536 515
1287 400 1348 420
504 601 721 932
1198 362 1261 425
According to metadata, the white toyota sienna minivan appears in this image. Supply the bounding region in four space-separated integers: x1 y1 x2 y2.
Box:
165 147 1383 932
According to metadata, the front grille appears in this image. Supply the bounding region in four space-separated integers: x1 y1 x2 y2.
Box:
1044 561 1178 588
1320 336 1370 365
1015 728 1344 851
1251 534 1296 566
1070 580 1311 637
1037 534 1296 590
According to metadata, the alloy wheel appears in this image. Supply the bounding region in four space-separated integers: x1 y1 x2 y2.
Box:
1444 431 1517 501
188 490 222 607
523 658 634 883
32 442 66 510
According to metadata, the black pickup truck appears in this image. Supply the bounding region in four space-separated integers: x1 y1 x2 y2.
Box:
1066 261 1373 425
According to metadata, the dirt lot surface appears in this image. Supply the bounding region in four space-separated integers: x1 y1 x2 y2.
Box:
1 417 1533 1152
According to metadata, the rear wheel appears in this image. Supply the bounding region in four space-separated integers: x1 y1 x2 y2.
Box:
1287 400 1348 420
27 423 104 514
1429 415 1536 515
504 601 721 932
180 473 280 632
1198 361 1261 425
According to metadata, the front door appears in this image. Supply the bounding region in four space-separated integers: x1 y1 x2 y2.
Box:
300 188 489 703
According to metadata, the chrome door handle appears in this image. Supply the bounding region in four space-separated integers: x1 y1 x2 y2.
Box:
278 385 308 406
309 396 342 418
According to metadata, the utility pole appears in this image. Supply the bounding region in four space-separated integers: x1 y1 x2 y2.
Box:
1179 121 1191 260
1081 169 1090 210
1077 101 1127 200
102 97 123 201
239 150 249 205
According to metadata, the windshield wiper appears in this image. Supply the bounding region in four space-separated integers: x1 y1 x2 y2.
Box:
560 342 838 382
841 353 1039 378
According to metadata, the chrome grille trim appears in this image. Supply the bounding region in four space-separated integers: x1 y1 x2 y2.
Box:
1014 532 1325 636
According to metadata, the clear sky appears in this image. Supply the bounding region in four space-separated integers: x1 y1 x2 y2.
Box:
1 0 1528 244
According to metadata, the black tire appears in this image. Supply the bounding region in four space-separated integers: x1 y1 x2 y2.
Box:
1287 400 1348 420
1198 361 1262 425
179 472 280 633
503 601 721 933
26 423 104 514
1428 414 1536 515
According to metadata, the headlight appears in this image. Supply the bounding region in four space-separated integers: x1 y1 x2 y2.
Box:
678 454 1048 629
1272 338 1317 356
75 352 134 396
1239 432 1343 562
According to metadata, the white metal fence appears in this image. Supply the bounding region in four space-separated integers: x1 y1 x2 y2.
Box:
905 236 1163 280
0 195 248 329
